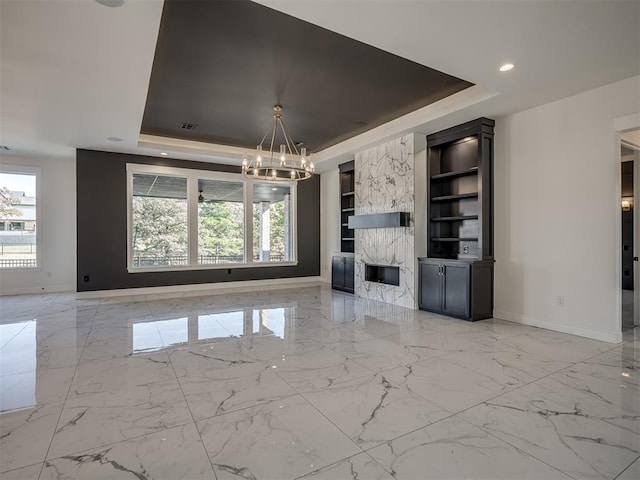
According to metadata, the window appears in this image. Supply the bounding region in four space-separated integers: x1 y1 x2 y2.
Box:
0 168 39 269
198 179 244 264
131 173 188 267
253 183 293 262
127 164 297 271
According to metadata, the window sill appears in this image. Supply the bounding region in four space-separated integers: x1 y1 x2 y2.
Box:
127 261 299 274
0 266 40 272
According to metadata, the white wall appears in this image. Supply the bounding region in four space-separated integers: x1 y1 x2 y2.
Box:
320 169 340 283
494 75 640 343
0 154 76 294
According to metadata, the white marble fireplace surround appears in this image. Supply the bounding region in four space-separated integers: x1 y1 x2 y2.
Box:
355 135 415 308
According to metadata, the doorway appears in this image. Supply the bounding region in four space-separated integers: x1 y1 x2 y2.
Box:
619 128 640 333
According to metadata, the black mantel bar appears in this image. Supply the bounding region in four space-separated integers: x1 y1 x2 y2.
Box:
347 212 410 229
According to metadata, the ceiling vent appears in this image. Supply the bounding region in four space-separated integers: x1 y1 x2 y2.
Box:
179 123 199 130
0 146 10 151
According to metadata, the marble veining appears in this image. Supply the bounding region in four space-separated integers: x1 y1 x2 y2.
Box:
0 285 637 479
355 134 415 308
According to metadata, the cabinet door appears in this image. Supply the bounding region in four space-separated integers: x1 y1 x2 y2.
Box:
332 256 345 290
442 263 470 318
419 262 442 311
344 257 355 293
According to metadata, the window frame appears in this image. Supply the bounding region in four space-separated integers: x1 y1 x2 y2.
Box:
0 164 41 271
126 163 298 273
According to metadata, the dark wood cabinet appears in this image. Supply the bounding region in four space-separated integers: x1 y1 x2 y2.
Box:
442 261 470 318
419 258 493 321
419 118 495 321
332 254 354 293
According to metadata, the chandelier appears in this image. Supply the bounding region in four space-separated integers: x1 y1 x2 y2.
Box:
242 105 314 182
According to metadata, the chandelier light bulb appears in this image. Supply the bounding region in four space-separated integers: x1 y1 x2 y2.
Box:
290 170 295 179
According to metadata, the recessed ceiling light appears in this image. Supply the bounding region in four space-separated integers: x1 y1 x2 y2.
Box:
272 187 278 191
499 63 514 72
160 152 168 156
95 0 125 7
107 136 122 142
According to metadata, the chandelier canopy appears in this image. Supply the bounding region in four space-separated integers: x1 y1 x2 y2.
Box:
242 105 314 182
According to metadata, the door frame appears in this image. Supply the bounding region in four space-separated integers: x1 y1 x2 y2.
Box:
615 112 640 330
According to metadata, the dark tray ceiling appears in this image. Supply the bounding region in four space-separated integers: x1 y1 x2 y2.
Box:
142 0 473 153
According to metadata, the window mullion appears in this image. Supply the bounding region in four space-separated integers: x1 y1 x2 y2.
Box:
245 179 253 264
188 175 199 266
291 182 297 262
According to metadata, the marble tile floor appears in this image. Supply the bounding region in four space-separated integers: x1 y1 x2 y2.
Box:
0 284 638 479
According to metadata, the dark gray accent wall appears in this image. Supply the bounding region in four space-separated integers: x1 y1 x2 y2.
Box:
76 149 320 292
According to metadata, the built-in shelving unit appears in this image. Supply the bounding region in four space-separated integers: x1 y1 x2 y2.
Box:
333 160 356 294
427 118 494 260
339 163 355 253
419 117 495 321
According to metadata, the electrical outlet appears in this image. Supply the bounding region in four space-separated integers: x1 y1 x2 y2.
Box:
556 295 565 306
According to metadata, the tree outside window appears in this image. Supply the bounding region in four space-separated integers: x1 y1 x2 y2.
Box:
0 172 37 268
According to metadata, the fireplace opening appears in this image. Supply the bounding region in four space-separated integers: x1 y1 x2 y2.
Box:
365 264 400 286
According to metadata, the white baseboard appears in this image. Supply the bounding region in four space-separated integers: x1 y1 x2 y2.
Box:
77 276 325 299
493 309 622 344
0 284 75 296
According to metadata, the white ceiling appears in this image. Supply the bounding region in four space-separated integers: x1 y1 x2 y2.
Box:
1 0 639 170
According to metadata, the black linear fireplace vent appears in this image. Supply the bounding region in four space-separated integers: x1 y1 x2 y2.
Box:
365 264 400 286
348 212 410 229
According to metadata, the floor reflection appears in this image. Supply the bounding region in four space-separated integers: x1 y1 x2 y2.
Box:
131 307 292 354
0 321 36 412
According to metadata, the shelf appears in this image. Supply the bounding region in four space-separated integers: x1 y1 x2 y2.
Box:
431 166 478 181
342 208 355 212
341 223 350 227
342 191 355 196
431 192 478 202
342 238 355 241
432 237 478 242
348 212 410 229
431 215 479 222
